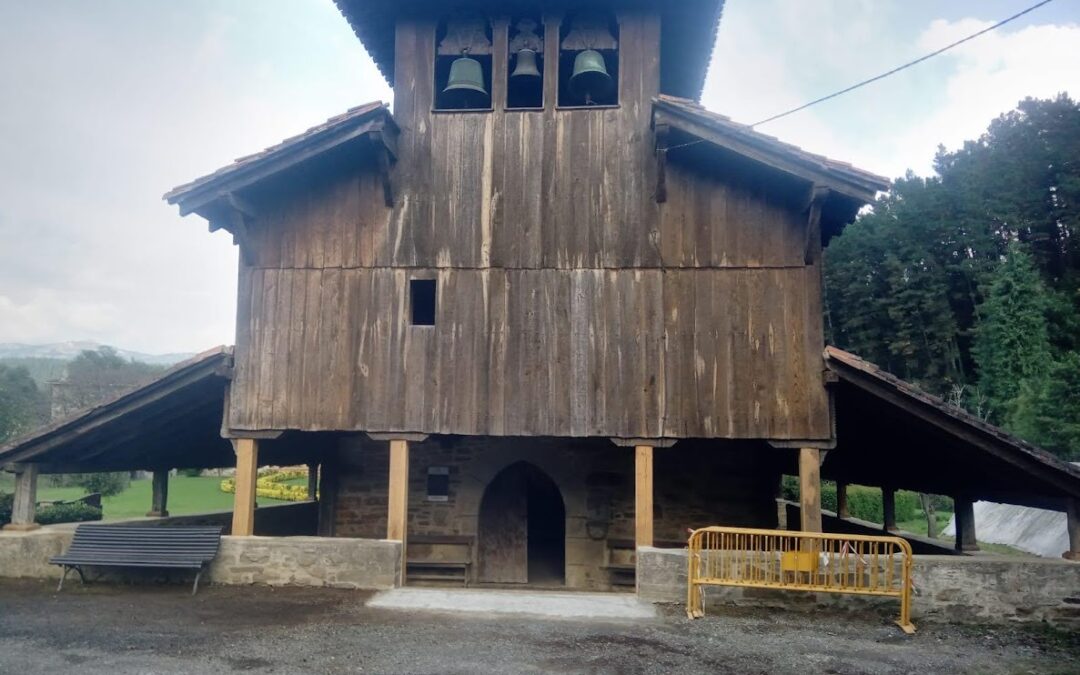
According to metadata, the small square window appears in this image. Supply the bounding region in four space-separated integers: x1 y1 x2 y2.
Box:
410 279 436 326
427 466 450 502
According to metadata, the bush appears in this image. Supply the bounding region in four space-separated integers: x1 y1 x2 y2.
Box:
0 492 12 526
36 502 102 525
781 477 920 524
177 468 202 478
48 472 130 497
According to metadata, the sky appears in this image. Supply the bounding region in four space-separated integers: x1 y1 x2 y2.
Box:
0 0 1078 355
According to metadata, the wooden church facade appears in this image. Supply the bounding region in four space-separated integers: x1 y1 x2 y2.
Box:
165 1 893 588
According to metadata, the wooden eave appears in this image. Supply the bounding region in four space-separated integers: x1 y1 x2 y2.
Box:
332 0 724 101
163 102 398 229
0 347 234 472
824 346 1080 509
652 97 890 206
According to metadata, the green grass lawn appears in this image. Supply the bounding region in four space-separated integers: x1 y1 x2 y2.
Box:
0 474 290 521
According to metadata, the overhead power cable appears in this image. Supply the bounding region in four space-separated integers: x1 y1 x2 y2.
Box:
752 0 1057 127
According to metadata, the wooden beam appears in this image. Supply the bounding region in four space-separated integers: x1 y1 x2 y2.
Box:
2 464 39 531
367 432 428 443
882 486 897 532
376 138 395 207
1065 498 1080 561
954 497 979 552
635 445 654 548
231 438 258 536
611 437 676 448
307 463 319 501
146 469 170 517
803 185 829 265
654 123 669 203
387 439 409 584
799 448 822 533
229 208 256 266
836 481 849 519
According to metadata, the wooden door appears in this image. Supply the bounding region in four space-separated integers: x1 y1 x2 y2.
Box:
478 464 529 583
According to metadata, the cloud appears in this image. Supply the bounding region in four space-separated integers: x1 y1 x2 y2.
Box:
702 1 1080 179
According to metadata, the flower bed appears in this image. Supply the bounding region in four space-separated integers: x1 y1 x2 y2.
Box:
220 468 313 502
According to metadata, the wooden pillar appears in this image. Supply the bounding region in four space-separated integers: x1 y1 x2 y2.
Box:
635 445 654 548
146 469 169 517
3 464 39 531
1064 498 1079 561
836 481 849 519
306 463 319 502
387 440 409 541
798 448 822 533
954 497 979 552
231 439 259 536
882 487 897 532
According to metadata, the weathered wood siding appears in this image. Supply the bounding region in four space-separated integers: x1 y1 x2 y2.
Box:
228 11 831 440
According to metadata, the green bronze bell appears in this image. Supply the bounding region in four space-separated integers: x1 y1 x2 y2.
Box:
510 49 542 81
569 49 612 103
443 55 489 107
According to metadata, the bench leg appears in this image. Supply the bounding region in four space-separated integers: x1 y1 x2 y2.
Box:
192 568 203 596
57 565 86 592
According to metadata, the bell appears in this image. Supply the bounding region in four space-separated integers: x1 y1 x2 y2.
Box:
443 55 489 106
569 49 613 103
510 49 542 80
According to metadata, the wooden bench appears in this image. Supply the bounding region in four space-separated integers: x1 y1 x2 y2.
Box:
50 524 223 595
406 534 474 587
602 538 687 587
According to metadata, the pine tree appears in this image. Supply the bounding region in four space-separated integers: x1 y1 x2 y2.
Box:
972 242 1053 427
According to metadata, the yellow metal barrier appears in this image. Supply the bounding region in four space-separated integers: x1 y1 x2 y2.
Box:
687 526 915 634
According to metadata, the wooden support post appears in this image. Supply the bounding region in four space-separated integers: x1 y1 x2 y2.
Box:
387 439 409 584
954 497 979 552
307 463 319 502
836 481 849 519
799 448 822 533
146 469 170 517
1064 498 1079 561
231 439 259 537
882 487 897 532
3 464 39 531
635 445 654 549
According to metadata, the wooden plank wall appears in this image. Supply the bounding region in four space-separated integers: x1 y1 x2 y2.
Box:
228 10 831 441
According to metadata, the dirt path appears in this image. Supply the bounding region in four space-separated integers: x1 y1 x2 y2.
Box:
0 579 1076 674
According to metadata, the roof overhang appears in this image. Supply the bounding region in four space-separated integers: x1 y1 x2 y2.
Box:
164 102 398 233
824 346 1080 511
0 348 236 473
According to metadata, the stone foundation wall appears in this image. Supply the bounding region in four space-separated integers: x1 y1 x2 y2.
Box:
637 547 1080 626
0 528 399 591
328 436 780 589
208 536 400 589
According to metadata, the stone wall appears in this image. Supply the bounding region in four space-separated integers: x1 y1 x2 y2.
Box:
637 547 1080 626
0 527 400 591
208 536 400 589
328 435 781 589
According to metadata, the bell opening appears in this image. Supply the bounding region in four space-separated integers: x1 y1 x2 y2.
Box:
556 12 619 107
435 54 492 111
507 49 544 109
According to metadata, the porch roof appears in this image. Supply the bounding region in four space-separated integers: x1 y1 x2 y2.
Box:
0 347 236 473
823 346 1080 511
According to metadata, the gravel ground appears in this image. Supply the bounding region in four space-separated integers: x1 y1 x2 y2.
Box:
0 579 1076 674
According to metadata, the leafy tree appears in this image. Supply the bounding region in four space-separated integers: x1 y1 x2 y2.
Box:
1010 352 1080 460
0 365 48 442
972 243 1053 427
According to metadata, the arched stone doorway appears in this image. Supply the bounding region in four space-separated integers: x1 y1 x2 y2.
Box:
477 461 566 585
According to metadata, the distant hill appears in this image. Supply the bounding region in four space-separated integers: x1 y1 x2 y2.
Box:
0 342 193 366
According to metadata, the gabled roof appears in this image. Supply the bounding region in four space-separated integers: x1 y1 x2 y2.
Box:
653 96 890 205
164 101 396 219
0 347 234 472
824 346 1080 509
332 0 725 101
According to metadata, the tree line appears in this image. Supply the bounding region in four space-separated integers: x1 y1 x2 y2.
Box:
825 94 1080 460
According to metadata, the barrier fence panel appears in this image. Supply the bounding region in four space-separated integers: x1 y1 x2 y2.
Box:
686 526 915 634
